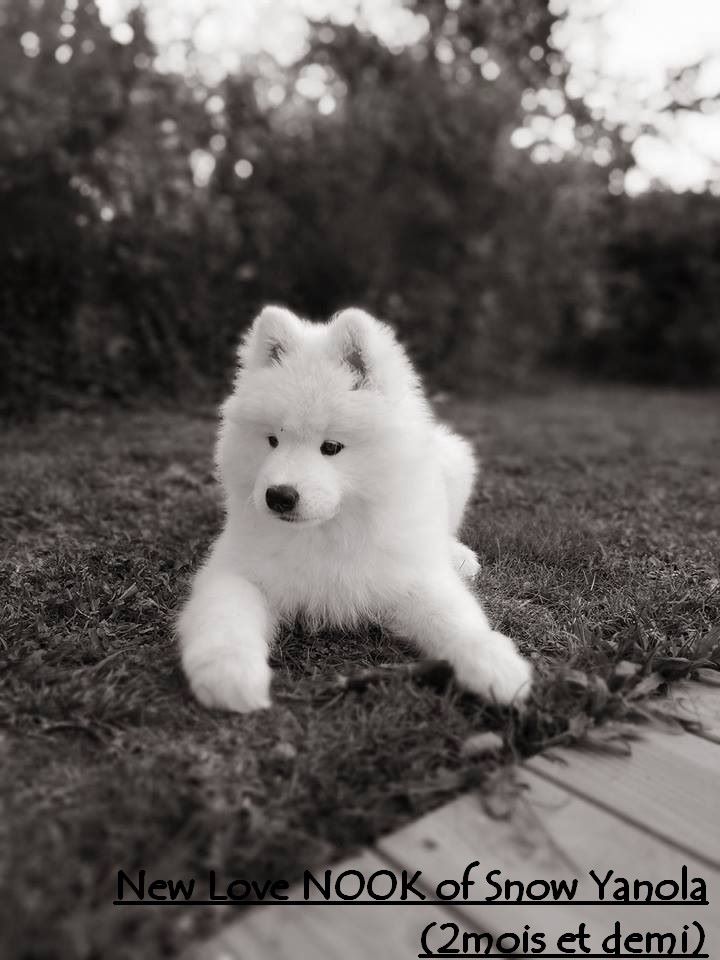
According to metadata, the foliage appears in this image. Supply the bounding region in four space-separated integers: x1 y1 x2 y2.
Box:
1 0 719 413
589 192 720 383
0 0 228 404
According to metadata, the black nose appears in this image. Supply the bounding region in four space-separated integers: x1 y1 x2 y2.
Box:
266 485 299 514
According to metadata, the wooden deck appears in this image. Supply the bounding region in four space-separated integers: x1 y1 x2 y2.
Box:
185 680 719 960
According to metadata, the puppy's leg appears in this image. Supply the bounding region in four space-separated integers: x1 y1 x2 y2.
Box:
451 540 480 580
434 425 477 535
391 572 531 704
435 426 481 579
178 544 273 713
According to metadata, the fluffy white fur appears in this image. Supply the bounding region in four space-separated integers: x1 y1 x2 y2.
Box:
178 306 532 712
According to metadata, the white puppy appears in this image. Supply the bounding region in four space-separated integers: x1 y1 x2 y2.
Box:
178 307 532 712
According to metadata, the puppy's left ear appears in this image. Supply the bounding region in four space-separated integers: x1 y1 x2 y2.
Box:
330 308 387 390
238 305 301 370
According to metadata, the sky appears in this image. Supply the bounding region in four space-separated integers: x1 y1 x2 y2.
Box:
96 0 720 192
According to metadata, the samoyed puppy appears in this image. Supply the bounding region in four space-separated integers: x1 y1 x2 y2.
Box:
178 306 532 713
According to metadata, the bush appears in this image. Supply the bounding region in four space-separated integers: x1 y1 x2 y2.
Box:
1 0 718 415
589 193 720 384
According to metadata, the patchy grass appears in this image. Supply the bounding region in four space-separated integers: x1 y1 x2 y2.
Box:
1 386 719 959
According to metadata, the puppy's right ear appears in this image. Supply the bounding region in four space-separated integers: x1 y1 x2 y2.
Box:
238 306 301 370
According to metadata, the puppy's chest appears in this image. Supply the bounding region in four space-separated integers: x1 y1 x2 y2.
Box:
250 537 389 622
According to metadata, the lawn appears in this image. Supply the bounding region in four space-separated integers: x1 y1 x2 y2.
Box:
1 385 719 959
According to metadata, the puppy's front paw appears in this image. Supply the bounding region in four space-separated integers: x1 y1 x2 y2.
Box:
458 631 532 705
185 648 272 713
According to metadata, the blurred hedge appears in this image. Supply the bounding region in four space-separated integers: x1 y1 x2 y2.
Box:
1 1 719 415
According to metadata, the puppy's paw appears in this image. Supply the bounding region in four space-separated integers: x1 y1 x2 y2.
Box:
185 648 272 713
452 540 481 580
458 631 532 705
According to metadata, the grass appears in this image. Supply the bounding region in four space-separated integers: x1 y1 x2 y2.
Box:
1 385 719 959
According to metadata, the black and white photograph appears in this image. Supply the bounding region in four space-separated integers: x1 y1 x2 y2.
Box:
1 0 719 958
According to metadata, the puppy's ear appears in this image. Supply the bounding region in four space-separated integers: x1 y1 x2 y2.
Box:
238 306 301 370
329 308 381 389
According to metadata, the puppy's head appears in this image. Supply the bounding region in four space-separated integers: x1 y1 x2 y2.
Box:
219 306 422 526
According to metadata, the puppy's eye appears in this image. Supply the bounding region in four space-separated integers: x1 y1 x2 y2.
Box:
268 435 279 448
320 440 344 456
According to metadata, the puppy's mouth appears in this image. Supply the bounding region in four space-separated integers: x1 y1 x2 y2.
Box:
273 513 324 527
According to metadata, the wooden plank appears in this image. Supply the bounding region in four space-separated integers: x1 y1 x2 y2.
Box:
378 772 719 952
696 669 720 688
181 849 458 960
527 728 720 868
644 724 720 770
